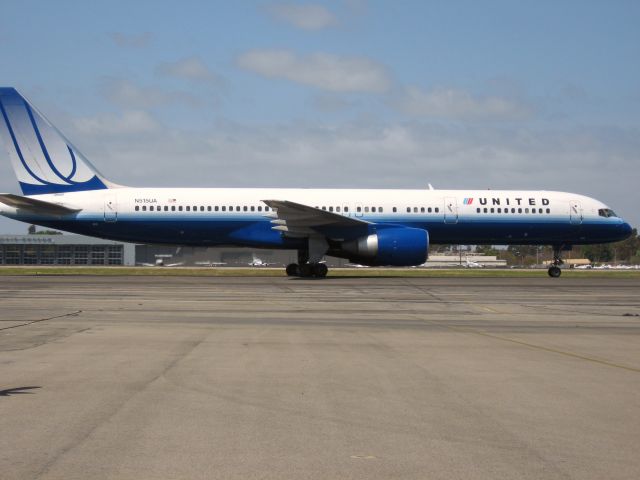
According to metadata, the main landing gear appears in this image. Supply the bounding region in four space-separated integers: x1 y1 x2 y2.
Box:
286 247 329 278
548 245 565 278
286 262 328 278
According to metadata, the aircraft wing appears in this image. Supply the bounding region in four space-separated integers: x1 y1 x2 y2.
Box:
262 200 369 237
0 193 81 216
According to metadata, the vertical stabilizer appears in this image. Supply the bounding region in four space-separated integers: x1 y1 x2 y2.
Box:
0 87 112 195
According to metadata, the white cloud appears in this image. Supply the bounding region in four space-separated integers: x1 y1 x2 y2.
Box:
396 86 532 120
156 57 222 85
107 32 153 48
267 3 337 30
73 110 160 136
100 78 201 109
237 50 391 93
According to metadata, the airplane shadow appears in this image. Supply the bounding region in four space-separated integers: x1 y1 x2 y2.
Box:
0 386 41 397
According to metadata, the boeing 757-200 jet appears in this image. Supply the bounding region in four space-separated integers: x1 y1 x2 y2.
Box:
0 88 632 277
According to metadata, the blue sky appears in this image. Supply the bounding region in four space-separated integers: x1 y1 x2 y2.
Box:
1 0 639 231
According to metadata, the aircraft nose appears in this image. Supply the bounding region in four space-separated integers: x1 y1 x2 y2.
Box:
619 221 633 238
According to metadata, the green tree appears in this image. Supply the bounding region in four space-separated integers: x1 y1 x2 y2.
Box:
582 244 614 263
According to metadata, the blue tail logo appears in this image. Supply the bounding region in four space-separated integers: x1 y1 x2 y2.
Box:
0 87 109 195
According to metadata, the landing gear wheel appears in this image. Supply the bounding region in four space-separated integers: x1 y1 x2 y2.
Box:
548 244 567 278
298 263 313 277
312 263 328 278
286 263 299 276
548 265 562 278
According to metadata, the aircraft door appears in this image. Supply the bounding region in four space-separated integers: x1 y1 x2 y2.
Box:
104 193 117 222
569 200 582 225
444 197 458 224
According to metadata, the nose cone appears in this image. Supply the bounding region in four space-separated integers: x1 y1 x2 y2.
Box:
620 222 633 238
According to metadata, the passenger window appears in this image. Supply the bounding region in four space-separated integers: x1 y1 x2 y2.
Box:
525 208 529 213
171 206 176 211
357 206 362 212
236 206 240 212
164 206 169 211
243 206 248 212
435 208 439 213
265 207 270 212
393 207 397 213
336 206 341 212
214 206 218 211
490 208 494 213
207 206 211 211
497 208 501 213
221 206 226 211
406 207 411 213
518 208 522 213
257 206 262 212
428 207 432 213
511 208 515 213
250 206 255 212
413 207 418 213
365 207 369 213
344 206 349 212
151 206 156 211
483 208 488 213
142 206 147 211
379 207 383 213
546 208 550 214
322 206 327 211
329 206 334 212
200 206 205 211
371 207 376 213
420 207 425 213
135 206 139 211
476 208 480 213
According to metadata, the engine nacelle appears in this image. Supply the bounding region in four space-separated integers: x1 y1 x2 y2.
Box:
342 227 429 266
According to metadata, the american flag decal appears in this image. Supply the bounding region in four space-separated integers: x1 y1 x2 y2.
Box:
463 198 473 205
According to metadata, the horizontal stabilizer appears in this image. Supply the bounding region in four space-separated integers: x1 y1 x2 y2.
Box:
0 193 81 215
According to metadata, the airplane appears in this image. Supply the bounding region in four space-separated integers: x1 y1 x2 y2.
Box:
137 254 184 267
464 257 484 268
248 254 277 267
0 87 632 278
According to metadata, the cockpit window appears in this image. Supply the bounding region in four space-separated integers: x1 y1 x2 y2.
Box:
598 208 617 218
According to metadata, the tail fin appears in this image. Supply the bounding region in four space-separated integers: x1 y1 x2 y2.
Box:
0 87 112 195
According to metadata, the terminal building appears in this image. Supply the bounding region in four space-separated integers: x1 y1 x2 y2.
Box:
0 234 136 266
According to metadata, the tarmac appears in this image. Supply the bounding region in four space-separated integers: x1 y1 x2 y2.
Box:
1 275 639 480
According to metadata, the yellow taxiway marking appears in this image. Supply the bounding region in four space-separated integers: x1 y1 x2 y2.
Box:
424 320 640 374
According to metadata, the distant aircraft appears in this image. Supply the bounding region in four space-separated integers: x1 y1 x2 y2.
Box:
464 257 484 268
137 254 184 267
248 254 276 267
0 88 632 278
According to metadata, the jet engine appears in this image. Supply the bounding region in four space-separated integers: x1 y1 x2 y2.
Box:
341 227 429 266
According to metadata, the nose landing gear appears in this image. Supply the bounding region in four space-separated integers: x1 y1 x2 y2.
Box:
548 245 565 278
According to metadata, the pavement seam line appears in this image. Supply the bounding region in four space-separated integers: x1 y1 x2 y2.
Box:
0 310 82 331
425 320 640 374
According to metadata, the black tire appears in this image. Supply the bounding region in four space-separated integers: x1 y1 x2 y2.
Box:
312 263 328 278
298 263 313 277
548 266 562 278
285 263 299 276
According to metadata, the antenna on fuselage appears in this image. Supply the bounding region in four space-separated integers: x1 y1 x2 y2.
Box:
427 184 435 190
